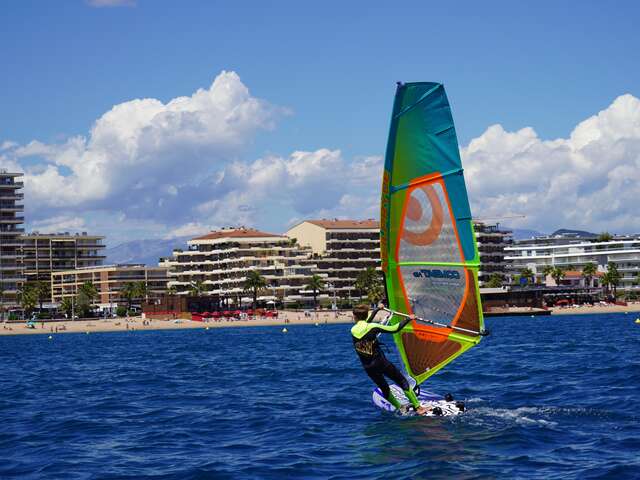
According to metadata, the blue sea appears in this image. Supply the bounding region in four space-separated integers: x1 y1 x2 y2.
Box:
1 313 639 479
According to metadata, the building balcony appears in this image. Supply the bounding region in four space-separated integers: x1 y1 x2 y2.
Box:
0 182 23 189
0 193 23 200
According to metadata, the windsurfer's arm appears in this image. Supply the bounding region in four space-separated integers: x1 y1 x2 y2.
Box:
370 314 415 334
365 303 385 323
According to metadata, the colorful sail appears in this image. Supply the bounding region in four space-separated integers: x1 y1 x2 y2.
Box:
380 82 484 386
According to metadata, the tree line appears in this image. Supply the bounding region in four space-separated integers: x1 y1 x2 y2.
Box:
14 280 150 318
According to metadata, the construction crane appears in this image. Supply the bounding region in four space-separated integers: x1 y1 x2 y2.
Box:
473 214 526 222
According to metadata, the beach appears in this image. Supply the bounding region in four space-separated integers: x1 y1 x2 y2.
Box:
3 303 640 336
549 302 640 315
0 310 354 336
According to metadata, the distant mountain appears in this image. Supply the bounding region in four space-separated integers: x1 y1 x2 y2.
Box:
550 228 597 238
508 228 546 240
104 236 191 266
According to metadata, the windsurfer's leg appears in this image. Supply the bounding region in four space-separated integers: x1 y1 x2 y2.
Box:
381 357 421 409
365 365 402 410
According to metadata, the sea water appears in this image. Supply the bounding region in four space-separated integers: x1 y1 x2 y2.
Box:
1 313 639 479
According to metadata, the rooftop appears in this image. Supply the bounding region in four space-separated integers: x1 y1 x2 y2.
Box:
192 227 284 241
306 219 379 230
25 231 105 239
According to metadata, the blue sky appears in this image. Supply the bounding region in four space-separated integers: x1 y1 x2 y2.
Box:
1 0 640 244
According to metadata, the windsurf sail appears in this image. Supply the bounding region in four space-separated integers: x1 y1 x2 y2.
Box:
380 82 484 386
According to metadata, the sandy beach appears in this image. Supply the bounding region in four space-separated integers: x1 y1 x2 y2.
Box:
3 303 640 337
549 302 640 316
0 310 354 336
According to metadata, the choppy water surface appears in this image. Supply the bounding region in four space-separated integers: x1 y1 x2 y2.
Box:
1 313 639 479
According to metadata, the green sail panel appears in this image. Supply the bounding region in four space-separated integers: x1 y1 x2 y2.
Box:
380 82 484 386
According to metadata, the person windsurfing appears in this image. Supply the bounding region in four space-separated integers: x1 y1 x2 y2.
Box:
352 303 427 415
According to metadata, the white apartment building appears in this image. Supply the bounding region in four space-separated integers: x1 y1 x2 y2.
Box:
286 219 380 299
160 227 320 305
505 237 640 292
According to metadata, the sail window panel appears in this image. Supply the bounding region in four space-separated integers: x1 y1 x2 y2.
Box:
398 181 462 265
399 265 465 325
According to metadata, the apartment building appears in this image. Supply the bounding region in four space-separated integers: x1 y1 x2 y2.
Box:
0 171 25 306
286 219 380 299
505 235 640 292
160 227 319 305
22 232 106 282
473 221 513 286
51 264 168 308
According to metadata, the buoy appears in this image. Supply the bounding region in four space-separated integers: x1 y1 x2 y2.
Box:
530 315 534 318
282 327 288 333
48 335 53 340
86 331 89 334
315 322 319 326
635 318 640 324
205 327 210 330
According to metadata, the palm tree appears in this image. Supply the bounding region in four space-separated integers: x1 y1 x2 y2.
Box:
166 285 177 296
20 284 37 316
520 267 534 286
551 267 565 286
601 272 612 297
354 266 378 299
60 297 73 319
607 262 621 298
135 281 149 303
34 281 51 311
121 282 138 310
189 280 205 297
366 279 384 304
597 232 613 242
243 270 267 311
582 262 597 287
77 282 98 317
542 265 554 283
305 274 325 308
486 273 503 288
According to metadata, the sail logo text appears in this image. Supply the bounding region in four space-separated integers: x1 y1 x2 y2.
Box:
413 269 460 279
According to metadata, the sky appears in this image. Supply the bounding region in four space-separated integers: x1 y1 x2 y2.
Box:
1 0 640 245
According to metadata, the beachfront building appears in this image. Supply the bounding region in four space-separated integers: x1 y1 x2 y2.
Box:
473 221 513 287
21 232 106 282
51 264 168 310
0 171 25 307
160 227 320 306
285 219 380 301
505 235 640 293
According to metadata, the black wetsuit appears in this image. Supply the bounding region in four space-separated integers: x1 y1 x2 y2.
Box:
351 308 413 402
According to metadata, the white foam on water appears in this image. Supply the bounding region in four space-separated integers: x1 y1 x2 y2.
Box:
467 406 559 427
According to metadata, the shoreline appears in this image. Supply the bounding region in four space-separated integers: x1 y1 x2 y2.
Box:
3 303 640 337
0 310 354 336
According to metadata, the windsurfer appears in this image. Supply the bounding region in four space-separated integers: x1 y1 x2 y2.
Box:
351 303 427 415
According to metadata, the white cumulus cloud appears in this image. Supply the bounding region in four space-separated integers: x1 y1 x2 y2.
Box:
463 94 640 233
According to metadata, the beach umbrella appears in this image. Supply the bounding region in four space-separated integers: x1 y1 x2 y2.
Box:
212 311 221 317
223 310 232 316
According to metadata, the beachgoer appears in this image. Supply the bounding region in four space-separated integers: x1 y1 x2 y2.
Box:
351 303 427 415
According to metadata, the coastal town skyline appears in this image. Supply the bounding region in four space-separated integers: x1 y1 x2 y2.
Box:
2 1 640 245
